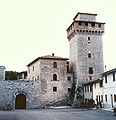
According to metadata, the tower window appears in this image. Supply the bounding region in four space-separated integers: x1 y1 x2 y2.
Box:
67 62 69 72
53 74 57 81
68 77 71 81
88 51 91 58
53 87 57 92
88 37 91 43
53 62 57 68
89 67 93 74
89 75 92 80
68 88 71 92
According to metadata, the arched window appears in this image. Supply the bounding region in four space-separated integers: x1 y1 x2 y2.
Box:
53 74 57 80
89 67 93 74
53 62 57 68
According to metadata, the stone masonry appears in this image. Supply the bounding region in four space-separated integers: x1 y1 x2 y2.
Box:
67 12 105 105
0 12 105 109
0 55 72 109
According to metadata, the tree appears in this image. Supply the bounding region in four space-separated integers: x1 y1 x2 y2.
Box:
5 71 18 80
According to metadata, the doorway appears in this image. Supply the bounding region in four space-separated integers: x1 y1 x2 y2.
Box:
15 94 26 109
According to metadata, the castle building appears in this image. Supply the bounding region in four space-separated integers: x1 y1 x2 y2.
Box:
66 12 105 104
0 12 105 109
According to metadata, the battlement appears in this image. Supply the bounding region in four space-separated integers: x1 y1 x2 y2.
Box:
67 13 105 40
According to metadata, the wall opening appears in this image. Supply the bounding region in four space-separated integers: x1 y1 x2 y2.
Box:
15 94 26 109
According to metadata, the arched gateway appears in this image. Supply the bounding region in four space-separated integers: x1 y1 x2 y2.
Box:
15 94 26 109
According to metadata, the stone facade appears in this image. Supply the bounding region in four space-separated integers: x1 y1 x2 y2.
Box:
0 55 72 109
67 13 105 105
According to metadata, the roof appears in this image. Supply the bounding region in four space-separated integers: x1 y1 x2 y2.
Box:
83 76 102 85
18 71 27 74
102 68 116 76
27 55 69 66
73 12 97 20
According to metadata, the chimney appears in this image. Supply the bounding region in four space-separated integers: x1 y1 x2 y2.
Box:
52 53 54 56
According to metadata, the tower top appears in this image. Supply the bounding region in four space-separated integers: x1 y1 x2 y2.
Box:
73 12 97 22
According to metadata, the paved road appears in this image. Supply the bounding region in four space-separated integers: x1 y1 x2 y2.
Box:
0 108 115 120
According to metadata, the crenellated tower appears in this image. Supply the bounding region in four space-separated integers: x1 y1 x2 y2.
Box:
67 12 105 104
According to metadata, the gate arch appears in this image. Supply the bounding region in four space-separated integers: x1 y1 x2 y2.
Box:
15 94 26 109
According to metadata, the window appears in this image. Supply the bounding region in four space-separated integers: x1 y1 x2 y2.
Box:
98 24 101 28
53 87 57 92
113 72 115 81
37 76 39 80
68 88 71 92
87 85 89 92
94 83 96 89
96 96 98 102
91 23 95 27
85 22 88 26
100 80 103 87
90 85 93 92
88 51 91 58
53 74 57 81
105 95 107 102
89 75 92 80
114 95 116 102
89 67 93 74
33 66 34 71
53 62 57 68
105 75 107 83
67 62 69 72
101 95 103 102
88 37 91 43
78 22 81 25
85 86 87 92
68 77 71 81
99 95 100 102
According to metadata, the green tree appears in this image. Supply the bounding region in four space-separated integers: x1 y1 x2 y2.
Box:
5 71 18 80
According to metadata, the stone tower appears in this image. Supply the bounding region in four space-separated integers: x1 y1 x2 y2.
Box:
66 12 105 104
0 66 5 81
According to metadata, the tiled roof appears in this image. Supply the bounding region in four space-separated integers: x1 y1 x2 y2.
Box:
73 12 97 20
83 76 102 85
102 68 116 76
27 55 69 66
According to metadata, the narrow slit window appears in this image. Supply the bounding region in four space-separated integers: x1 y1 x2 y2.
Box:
88 37 91 43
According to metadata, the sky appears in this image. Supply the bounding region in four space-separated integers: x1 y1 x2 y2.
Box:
0 0 116 72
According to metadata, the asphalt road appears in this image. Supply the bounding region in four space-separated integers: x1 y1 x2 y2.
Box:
0 108 115 120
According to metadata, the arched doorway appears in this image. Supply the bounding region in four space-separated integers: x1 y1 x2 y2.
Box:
15 94 26 109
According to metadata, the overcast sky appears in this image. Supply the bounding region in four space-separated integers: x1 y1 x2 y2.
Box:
0 0 116 72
